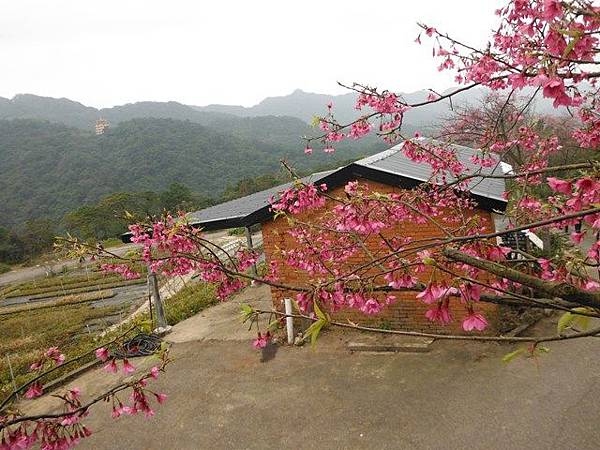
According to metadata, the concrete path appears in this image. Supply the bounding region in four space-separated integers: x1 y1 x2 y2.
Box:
72 323 600 450
20 293 600 450
167 284 273 343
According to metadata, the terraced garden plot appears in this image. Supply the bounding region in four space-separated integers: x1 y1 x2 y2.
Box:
25 278 145 301
0 289 116 316
1 272 145 300
0 302 124 402
0 279 220 404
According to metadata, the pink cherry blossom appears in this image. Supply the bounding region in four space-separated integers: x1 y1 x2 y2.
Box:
45 347 65 366
252 332 271 349
150 366 160 379
122 359 136 375
29 361 43 371
547 177 572 194
154 393 168 404
69 387 81 400
100 263 141 280
24 382 44 399
416 284 448 304
425 304 453 325
460 283 482 303
462 312 489 332
361 298 382 315
583 280 600 291
385 272 418 289
519 196 542 210
95 347 109 362
571 231 586 244
543 0 563 20
103 359 118 373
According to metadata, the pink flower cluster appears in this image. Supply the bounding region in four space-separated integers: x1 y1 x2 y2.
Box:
24 347 67 399
271 183 327 215
356 92 408 114
252 331 271 349
3 386 93 449
100 263 140 280
295 287 395 317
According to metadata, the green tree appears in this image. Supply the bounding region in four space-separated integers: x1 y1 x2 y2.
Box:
0 226 25 263
20 219 57 258
159 182 194 213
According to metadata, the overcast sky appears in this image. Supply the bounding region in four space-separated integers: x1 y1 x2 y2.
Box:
1 1 502 108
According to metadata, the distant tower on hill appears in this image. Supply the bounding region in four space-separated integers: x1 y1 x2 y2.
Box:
95 118 110 135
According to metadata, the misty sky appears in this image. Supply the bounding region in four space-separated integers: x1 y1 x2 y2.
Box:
1 1 502 108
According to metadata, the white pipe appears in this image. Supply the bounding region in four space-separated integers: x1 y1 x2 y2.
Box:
284 298 294 345
524 230 544 250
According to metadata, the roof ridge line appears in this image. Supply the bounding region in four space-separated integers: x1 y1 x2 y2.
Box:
356 144 403 166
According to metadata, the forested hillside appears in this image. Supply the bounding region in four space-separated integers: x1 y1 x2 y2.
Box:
0 117 386 227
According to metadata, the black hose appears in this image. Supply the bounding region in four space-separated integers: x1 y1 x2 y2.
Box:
112 333 162 358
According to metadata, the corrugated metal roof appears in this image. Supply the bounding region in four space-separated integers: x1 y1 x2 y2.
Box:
186 170 336 226
354 138 507 201
183 139 507 231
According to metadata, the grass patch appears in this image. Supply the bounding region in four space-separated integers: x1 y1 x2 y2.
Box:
4 263 148 299
0 262 11 274
0 285 20 298
163 281 218 325
15 272 116 290
90 259 147 275
227 227 246 236
101 238 124 248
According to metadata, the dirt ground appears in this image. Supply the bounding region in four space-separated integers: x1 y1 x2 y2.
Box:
20 287 600 450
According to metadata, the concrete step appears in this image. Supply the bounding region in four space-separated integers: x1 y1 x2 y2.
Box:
347 338 434 353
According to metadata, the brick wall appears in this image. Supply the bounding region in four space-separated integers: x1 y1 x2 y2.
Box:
261 178 500 335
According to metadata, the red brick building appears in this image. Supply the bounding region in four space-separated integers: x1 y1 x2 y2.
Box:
187 140 512 334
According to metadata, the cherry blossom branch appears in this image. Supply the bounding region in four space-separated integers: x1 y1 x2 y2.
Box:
443 248 600 308
0 357 168 430
431 262 600 316
253 308 600 343
1 384 129 430
0 325 138 412
297 206 600 289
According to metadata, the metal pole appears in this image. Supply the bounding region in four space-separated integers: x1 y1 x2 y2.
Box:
245 227 258 277
149 271 167 329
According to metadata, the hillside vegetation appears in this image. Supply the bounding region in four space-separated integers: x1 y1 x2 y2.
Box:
0 117 386 228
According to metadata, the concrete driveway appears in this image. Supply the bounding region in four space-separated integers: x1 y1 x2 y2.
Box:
24 286 600 450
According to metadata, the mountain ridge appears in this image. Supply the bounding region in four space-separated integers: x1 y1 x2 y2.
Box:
0 87 475 131
0 86 564 133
